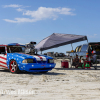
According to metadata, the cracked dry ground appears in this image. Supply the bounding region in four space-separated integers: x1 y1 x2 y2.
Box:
0 67 100 100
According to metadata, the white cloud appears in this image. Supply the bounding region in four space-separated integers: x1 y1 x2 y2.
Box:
94 34 97 36
3 18 36 23
3 7 76 23
3 4 22 8
16 8 24 12
23 7 75 20
87 34 98 38
23 6 31 8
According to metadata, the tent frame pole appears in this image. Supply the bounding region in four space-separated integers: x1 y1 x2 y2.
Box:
71 43 73 50
87 39 88 43
41 51 42 54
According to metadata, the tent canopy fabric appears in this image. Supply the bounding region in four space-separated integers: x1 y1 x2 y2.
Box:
35 33 88 51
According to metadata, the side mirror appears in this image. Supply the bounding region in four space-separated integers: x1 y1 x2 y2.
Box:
71 50 74 52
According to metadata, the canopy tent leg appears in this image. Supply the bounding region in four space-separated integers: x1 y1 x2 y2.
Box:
87 39 88 43
41 51 42 54
71 43 73 50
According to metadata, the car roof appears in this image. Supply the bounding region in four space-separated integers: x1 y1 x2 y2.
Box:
0 43 25 47
0 45 7 46
7 43 25 46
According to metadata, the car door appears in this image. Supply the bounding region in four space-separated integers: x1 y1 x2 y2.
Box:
0 46 7 69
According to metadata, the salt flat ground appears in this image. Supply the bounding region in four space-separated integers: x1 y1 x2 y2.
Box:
0 59 100 100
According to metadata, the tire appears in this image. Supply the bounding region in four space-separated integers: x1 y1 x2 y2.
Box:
94 67 97 70
9 60 20 73
63 66 65 68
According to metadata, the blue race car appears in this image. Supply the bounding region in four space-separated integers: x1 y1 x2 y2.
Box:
0 43 56 73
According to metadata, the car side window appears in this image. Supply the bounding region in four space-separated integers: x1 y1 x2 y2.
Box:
0 46 6 54
81 45 88 51
75 46 79 52
78 46 82 52
7 47 10 53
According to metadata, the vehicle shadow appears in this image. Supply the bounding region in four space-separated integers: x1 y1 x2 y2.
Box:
19 71 66 75
0 69 9 72
0 69 65 75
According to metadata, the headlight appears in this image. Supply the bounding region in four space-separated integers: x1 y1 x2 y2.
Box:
22 59 34 63
48 59 54 63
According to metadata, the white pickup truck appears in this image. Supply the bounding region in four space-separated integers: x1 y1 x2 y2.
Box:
68 42 100 68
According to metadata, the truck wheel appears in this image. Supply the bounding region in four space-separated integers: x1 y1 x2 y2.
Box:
9 60 20 73
61 66 65 68
94 67 97 70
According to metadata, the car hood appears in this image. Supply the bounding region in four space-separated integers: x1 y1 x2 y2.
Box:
7 53 52 61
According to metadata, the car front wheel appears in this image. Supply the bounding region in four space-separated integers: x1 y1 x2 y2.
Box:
9 60 20 73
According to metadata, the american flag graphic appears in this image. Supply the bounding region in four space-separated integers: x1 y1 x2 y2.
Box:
0 54 7 69
33 55 46 61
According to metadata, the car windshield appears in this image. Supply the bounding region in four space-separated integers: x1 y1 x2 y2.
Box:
7 46 25 53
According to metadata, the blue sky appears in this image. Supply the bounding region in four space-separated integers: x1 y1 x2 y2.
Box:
0 0 100 54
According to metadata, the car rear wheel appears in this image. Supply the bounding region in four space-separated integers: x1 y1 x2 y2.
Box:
9 60 20 73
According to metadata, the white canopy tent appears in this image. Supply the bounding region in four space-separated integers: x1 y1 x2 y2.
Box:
35 33 88 51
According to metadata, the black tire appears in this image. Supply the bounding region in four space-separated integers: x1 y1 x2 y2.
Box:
94 67 97 70
63 66 65 68
9 60 20 73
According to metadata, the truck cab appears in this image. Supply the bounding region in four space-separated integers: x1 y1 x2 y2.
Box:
70 45 82 58
69 42 100 63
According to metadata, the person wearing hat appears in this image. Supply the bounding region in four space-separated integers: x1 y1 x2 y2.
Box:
91 50 97 64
